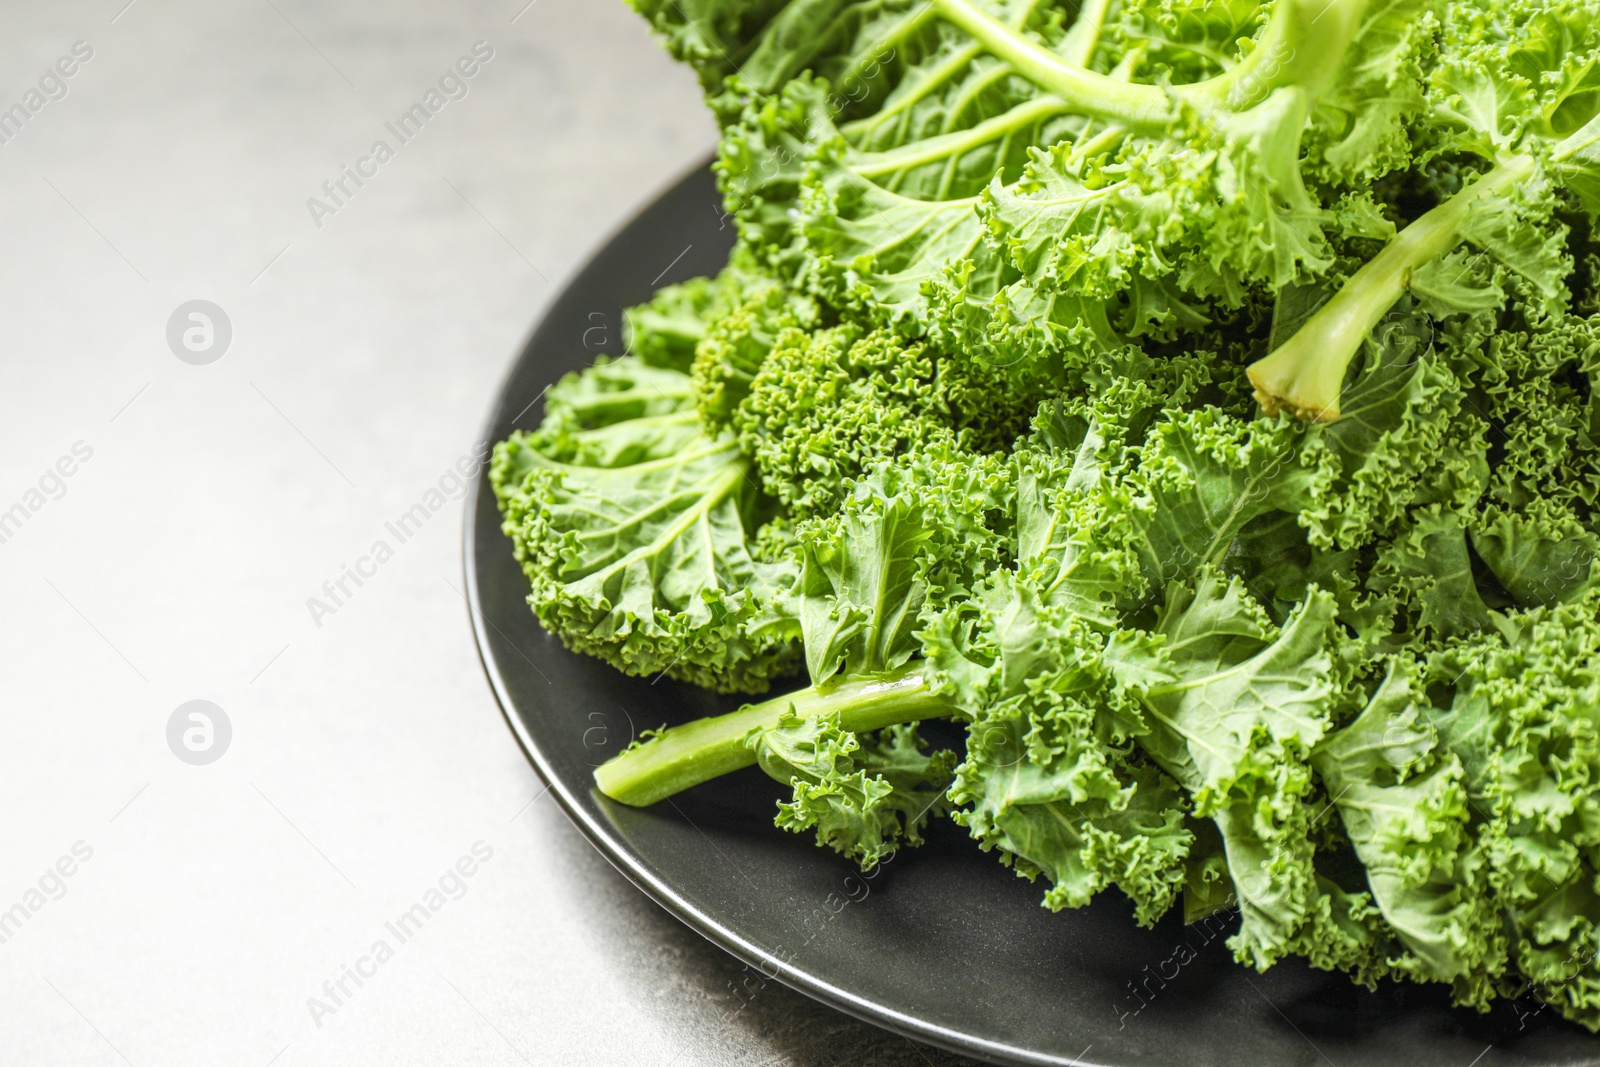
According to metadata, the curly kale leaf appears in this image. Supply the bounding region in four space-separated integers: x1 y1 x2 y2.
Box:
736 325 964 515
679 0 1424 386
729 322 1039 516
1288 304 1489 552
677 445 1014 862
491 356 799 692
1428 596 1600 1027
926 574 1192 925
1312 659 1508 1005
752 708 955 868
1251 0 1600 419
795 443 1015 682
1107 569 1388 976
691 277 821 431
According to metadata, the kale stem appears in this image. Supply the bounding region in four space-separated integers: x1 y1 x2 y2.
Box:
594 662 953 806
1197 0 1369 111
1059 0 1112 66
1246 155 1534 421
928 0 1368 130
929 0 1169 126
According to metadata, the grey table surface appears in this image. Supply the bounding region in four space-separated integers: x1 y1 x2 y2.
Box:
0 1 985 1064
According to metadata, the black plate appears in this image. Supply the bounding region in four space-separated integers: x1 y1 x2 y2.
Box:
464 161 1600 1067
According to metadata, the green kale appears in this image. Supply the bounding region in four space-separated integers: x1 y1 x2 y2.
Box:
483 0 1600 1030
490 356 800 692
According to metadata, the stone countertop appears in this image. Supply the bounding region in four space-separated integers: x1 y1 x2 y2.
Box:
0 1 986 1064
